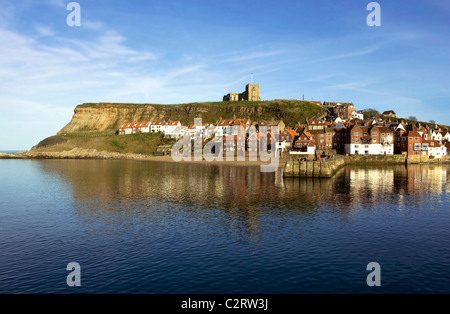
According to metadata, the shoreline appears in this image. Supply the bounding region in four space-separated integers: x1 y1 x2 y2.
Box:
3 149 449 168
4 149 288 168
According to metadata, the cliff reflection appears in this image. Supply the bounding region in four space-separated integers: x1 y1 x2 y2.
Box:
37 160 449 242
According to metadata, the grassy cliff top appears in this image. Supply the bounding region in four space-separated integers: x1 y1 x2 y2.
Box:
78 99 322 108
76 100 325 126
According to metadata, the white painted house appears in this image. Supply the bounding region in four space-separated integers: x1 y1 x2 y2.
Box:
140 121 151 133
427 140 447 158
125 123 134 135
430 130 443 142
151 120 165 133
352 111 364 120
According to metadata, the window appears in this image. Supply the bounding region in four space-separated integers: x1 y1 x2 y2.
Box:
372 132 377 136
415 137 419 141
354 132 359 136
381 133 385 136
354 139 360 143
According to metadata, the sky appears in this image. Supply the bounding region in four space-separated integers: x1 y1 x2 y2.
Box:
0 0 449 150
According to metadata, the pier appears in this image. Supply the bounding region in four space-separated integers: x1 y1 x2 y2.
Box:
283 154 449 178
283 156 346 178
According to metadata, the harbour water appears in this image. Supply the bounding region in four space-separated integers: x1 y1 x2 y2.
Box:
0 159 449 293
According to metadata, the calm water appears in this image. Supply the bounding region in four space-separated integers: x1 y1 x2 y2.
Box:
0 159 449 294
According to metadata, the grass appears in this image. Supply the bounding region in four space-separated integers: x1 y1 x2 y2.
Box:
35 133 166 156
62 131 116 138
76 100 325 128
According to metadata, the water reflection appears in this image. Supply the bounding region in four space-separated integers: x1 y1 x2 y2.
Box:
36 160 449 241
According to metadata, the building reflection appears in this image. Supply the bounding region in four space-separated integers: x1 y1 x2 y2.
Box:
37 160 449 244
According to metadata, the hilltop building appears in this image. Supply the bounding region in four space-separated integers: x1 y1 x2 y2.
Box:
224 84 260 102
382 110 397 118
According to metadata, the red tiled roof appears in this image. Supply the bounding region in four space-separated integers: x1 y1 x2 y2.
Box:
374 126 392 133
283 129 298 137
218 119 234 126
407 131 422 138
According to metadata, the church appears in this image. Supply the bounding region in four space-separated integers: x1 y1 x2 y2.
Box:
223 83 260 102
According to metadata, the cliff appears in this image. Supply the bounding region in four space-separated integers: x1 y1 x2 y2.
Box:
57 100 324 134
26 100 323 156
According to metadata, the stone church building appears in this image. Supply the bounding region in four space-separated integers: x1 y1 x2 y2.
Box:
223 84 260 102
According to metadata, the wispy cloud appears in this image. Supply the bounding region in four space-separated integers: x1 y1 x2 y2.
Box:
308 46 380 64
83 20 103 31
43 0 66 8
35 25 55 37
0 1 14 26
217 50 286 65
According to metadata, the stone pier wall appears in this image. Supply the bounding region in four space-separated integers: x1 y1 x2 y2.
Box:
284 156 346 178
283 154 449 178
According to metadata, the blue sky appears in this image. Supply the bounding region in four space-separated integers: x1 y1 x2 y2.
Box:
0 0 449 150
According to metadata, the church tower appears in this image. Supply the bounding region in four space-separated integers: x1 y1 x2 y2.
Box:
223 74 261 102
242 84 260 101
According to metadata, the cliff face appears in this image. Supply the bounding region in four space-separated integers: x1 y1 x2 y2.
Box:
58 105 158 134
57 101 324 134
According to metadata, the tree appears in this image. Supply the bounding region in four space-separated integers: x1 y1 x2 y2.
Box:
362 108 380 120
429 120 436 125
408 116 417 121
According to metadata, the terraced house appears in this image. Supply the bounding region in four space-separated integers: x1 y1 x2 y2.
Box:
308 128 335 153
294 131 316 154
280 128 299 152
345 124 394 155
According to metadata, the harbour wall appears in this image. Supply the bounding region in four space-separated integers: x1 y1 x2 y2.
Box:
283 154 449 178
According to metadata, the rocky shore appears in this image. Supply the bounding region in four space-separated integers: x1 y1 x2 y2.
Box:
8 148 283 167
0 152 22 159
18 148 149 160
